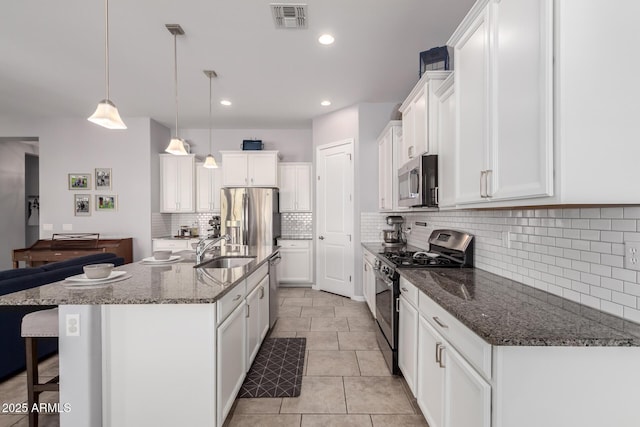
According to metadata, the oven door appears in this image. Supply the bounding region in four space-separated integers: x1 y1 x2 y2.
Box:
398 158 421 207
374 268 395 346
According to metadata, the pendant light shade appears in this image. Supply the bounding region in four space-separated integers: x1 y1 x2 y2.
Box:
88 0 127 130
164 24 188 155
203 70 219 169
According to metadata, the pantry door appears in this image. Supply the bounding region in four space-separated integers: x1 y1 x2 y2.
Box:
315 139 354 298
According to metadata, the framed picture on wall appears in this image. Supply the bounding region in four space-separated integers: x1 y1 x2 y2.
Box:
95 168 112 190
68 173 91 190
74 194 91 216
95 195 117 211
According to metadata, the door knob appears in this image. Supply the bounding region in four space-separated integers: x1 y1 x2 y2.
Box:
318 236 325 240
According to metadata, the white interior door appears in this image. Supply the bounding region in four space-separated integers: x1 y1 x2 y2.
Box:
315 139 353 297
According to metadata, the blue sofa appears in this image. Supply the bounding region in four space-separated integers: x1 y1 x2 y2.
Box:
0 253 125 381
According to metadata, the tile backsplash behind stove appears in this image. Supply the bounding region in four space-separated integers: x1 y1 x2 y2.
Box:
362 207 640 323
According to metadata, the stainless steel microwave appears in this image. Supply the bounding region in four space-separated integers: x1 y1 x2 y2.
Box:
398 155 438 207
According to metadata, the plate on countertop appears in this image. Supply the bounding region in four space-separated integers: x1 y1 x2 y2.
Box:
63 273 132 287
64 271 128 284
140 255 182 264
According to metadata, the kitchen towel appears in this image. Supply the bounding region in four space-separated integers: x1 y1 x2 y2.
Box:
238 337 306 398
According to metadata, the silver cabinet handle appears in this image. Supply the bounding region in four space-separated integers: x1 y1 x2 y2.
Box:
435 342 442 363
485 169 492 198
433 316 448 329
260 286 264 299
396 297 400 313
434 187 439 205
233 294 242 302
364 264 368 272
401 287 408 293
318 236 325 240
251 177 254 184
480 171 486 198
246 304 250 318
438 345 446 368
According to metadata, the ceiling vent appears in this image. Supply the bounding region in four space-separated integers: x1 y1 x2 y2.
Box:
271 3 308 29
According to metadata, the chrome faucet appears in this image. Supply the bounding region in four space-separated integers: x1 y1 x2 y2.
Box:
195 234 230 264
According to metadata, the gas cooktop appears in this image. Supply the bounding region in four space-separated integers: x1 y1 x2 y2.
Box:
379 251 456 268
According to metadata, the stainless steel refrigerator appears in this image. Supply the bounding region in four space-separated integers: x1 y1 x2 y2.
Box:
221 187 281 328
220 187 280 246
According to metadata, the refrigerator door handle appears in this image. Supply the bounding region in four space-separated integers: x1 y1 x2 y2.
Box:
242 192 249 245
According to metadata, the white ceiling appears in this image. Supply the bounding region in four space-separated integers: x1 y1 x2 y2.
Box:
0 0 475 130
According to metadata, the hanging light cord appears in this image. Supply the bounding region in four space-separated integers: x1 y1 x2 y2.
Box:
174 33 179 138
209 74 213 153
104 0 110 99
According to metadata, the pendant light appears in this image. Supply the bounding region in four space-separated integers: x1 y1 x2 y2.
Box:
88 0 127 130
203 70 219 169
165 24 188 155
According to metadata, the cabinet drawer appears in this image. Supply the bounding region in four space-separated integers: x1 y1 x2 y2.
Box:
217 281 247 324
277 240 310 249
153 239 189 251
399 277 419 307
363 249 376 266
246 263 268 292
419 292 492 379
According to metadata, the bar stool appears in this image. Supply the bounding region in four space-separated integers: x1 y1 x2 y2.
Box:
21 308 59 427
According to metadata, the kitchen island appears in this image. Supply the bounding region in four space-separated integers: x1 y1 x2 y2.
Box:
0 245 279 427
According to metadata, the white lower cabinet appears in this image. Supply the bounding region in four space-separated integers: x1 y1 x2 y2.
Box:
277 239 313 284
246 275 270 368
417 316 445 427
217 299 247 426
362 249 376 317
398 294 419 395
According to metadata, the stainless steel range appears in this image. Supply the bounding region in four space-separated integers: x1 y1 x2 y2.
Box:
373 229 474 374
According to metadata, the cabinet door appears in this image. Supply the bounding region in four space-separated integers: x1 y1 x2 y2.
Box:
417 316 445 427
401 104 414 167
364 261 376 318
248 153 278 187
362 261 369 309
437 78 457 209
455 9 489 205
378 131 393 210
222 153 249 186
196 164 213 212
217 300 247 426
277 244 312 283
278 164 296 211
176 156 195 212
211 167 222 212
258 276 270 341
160 155 179 212
294 165 312 211
246 285 261 368
398 295 418 396
412 89 428 157
444 344 491 427
490 0 553 201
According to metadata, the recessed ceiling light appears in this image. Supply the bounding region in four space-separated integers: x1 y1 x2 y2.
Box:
220 100 232 106
318 34 335 45
320 100 331 106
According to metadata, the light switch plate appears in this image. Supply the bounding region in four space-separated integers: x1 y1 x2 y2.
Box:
624 242 640 271
62 224 73 231
42 224 53 231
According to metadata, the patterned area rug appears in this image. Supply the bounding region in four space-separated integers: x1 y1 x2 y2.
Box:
239 337 306 398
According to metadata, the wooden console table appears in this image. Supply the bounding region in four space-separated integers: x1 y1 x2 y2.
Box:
12 235 133 268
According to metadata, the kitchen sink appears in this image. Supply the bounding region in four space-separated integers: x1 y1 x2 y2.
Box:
195 256 256 269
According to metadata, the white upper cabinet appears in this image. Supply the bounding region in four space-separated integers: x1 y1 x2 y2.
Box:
278 163 312 212
434 74 456 209
399 71 451 168
450 0 553 205
196 163 222 213
377 121 406 211
221 151 279 187
160 154 195 213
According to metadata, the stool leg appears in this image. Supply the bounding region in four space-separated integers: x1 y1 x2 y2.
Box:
25 337 39 427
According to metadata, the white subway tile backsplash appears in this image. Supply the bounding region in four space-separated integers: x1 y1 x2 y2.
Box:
362 206 640 323
623 307 640 323
612 291 636 308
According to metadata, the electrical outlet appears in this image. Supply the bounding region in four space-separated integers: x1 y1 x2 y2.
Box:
65 314 80 337
624 242 640 271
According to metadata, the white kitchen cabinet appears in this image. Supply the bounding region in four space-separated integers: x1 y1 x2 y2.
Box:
279 163 312 212
398 294 418 396
160 154 195 213
362 249 376 318
246 274 270 368
277 239 313 284
152 238 199 253
217 299 247 426
221 151 279 187
417 316 445 427
450 0 553 205
398 71 451 168
434 74 456 209
196 163 222 212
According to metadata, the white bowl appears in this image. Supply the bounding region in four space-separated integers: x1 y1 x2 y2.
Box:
153 250 172 261
83 263 114 279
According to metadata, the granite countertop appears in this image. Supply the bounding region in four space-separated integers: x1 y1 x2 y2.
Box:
399 268 640 347
0 245 279 306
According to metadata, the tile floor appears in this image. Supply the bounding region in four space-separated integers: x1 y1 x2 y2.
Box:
223 288 428 427
0 288 428 427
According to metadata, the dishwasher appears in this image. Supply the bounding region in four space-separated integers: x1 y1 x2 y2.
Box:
268 252 281 329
